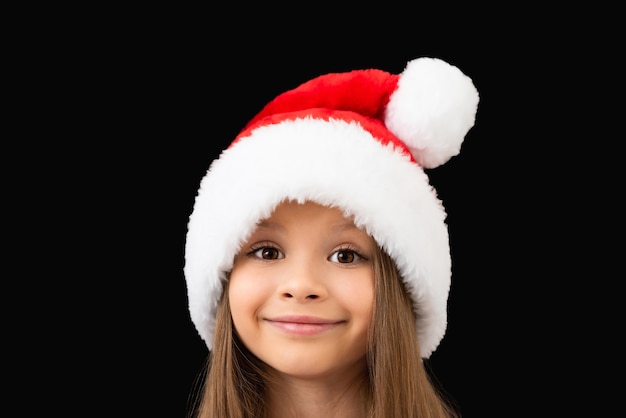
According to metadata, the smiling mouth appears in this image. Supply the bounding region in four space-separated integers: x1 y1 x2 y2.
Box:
265 316 345 336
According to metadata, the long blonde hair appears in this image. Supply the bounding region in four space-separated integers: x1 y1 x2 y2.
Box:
187 246 460 418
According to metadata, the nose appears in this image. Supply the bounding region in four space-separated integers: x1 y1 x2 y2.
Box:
277 258 328 302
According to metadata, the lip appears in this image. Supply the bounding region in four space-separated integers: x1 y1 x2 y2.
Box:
265 315 345 336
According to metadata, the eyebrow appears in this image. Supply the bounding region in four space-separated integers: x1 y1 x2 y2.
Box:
332 220 363 232
255 220 286 232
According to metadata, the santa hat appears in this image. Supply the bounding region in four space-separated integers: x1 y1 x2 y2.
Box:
184 57 479 358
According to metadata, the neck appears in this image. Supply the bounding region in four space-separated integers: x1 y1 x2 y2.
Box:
265 368 368 418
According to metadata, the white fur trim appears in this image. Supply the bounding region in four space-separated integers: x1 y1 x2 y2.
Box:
184 117 451 358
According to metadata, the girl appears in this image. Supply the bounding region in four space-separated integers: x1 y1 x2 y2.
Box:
184 57 479 417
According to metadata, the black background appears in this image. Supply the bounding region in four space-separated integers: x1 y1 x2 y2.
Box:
19 8 616 417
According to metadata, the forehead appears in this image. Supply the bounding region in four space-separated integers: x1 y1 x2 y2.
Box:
260 200 356 227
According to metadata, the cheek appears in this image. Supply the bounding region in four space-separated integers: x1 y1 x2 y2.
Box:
228 267 269 331
335 271 375 320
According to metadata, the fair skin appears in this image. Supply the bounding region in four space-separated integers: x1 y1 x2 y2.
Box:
228 200 375 418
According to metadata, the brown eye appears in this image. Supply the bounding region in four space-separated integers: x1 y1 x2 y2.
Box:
261 248 280 259
329 249 364 264
251 247 284 260
336 250 355 263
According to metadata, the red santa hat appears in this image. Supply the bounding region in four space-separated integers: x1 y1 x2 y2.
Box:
184 57 479 358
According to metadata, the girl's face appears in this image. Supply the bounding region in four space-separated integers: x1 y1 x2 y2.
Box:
229 200 375 380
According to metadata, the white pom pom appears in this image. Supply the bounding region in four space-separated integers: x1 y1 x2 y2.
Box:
385 57 479 168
